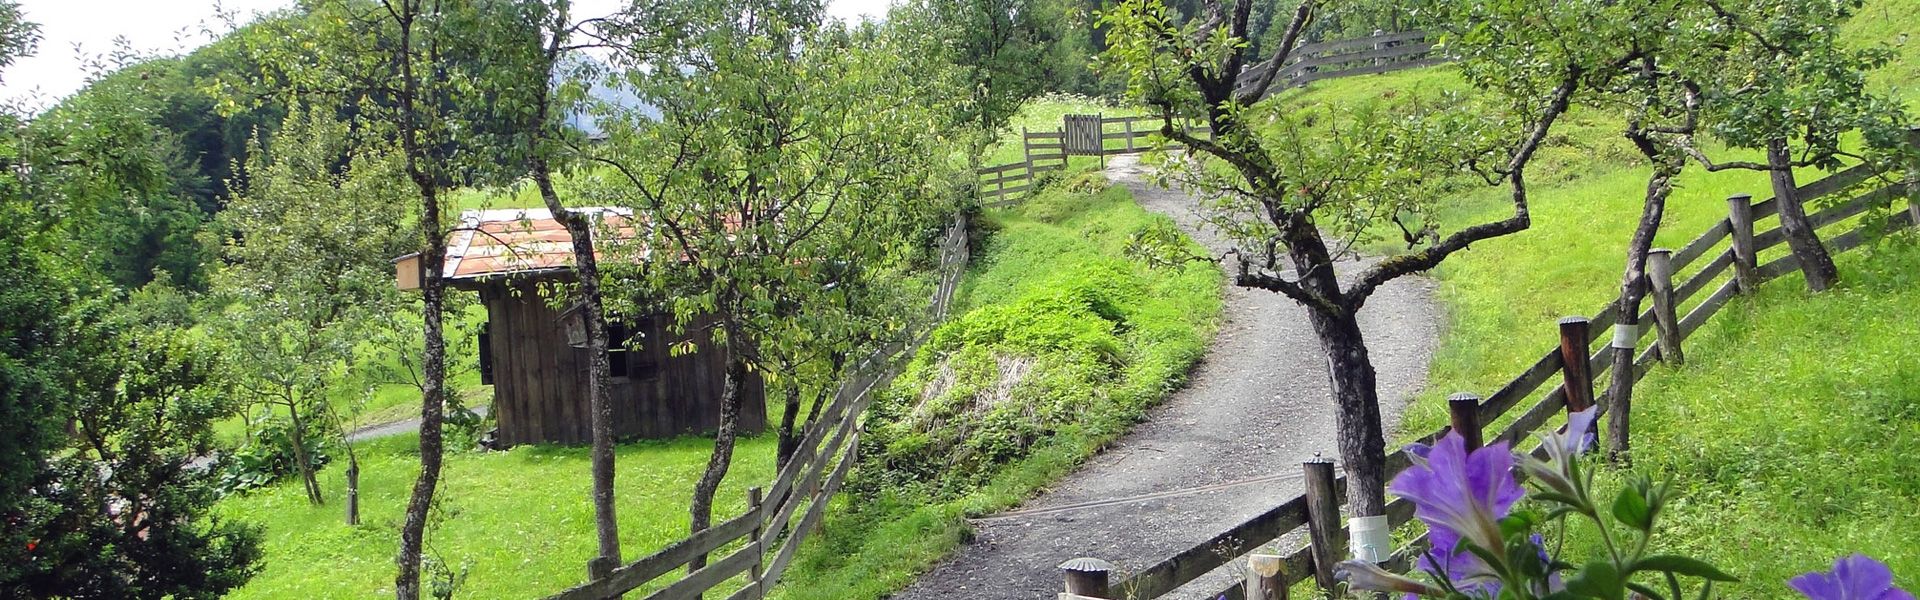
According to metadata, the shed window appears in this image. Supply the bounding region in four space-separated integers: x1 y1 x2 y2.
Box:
607 323 631 379
477 323 493 385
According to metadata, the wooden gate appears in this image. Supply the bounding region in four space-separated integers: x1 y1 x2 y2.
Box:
1063 113 1104 156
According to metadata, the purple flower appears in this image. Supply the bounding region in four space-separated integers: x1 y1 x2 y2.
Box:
1792 554 1915 600
1562 405 1598 454
1391 432 1523 555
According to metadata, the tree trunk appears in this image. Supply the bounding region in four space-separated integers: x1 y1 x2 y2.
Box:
397 226 448 600
346 453 361 526
286 400 324 506
1281 220 1387 521
688 330 748 572
536 169 623 568
1767 139 1839 292
775 381 802 469
1605 166 1674 465
1306 306 1389 520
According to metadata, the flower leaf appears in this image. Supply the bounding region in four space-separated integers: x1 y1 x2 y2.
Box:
1566 560 1626 600
1611 484 1653 532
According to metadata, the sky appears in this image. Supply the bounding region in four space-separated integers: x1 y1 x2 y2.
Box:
0 0 894 108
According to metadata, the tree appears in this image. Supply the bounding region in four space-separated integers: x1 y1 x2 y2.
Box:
1675 0 1913 293
0 6 263 594
897 0 1058 149
1100 0 1582 521
472 0 627 572
211 106 412 508
585 0 954 557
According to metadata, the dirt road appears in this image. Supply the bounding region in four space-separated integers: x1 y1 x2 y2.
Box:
889 155 1441 599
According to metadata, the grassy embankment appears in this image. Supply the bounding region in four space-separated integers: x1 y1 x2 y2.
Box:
1285 1 1920 592
774 170 1222 599
214 101 1222 598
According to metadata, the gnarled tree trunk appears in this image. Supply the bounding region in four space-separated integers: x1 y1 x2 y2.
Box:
1767 138 1839 292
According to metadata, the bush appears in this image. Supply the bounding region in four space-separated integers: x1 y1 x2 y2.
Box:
216 420 331 494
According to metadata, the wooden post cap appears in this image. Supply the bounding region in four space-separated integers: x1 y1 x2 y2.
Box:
1447 392 1481 404
1060 558 1114 598
1728 193 1754 202
1303 456 1334 465
1059 557 1115 573
1558 315 1590 325
1648 248 1672 257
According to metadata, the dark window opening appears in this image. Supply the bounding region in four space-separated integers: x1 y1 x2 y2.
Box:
631 316 662 380
607 323 631 379
478 323 493 385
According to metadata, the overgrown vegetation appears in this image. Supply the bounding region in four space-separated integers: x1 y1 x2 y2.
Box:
776 177 1222 599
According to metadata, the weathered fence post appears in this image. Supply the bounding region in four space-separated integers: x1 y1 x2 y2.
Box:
1302 458 1344 593
1372 29 1387 67
748 487 765 585
1245 553 1289 600
1727 193 1758 294
1557 316 1595 413
1022 126 1037 182
1124 117 1136 153
1645 248 1684 365
1447 392 1483 451
1060 557 1115 598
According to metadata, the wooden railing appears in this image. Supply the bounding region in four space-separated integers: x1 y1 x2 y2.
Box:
543 213 972 600
1053 163 1920 600
979 30 1443 208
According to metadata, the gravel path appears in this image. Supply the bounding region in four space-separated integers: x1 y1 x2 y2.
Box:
889 155 1441 599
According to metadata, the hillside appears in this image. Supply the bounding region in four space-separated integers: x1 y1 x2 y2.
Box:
1293 0 1920 591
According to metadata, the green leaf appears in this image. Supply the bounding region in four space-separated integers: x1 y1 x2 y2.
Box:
1565 560 1626 600
1632 555 1739 582
1612 484 1652 532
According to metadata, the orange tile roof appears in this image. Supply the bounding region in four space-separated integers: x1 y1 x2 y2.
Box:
442 207 643 281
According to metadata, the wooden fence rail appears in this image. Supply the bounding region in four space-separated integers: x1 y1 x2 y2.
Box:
543 213 972 600
979 30 1444 208
1051 158 1918 600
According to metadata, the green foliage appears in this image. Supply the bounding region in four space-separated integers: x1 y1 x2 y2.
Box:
781 181 1221 599
217 420 335 494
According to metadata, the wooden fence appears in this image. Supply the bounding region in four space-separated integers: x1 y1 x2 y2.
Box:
542 213 972 600
1048 162 1920 600
978 30 1440 208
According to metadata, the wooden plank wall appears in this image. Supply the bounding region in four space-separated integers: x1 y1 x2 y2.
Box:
480 279 767 447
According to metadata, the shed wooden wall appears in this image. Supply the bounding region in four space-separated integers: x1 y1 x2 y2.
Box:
478 281 766 447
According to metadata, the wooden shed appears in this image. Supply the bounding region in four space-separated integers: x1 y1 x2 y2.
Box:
395 207 765 447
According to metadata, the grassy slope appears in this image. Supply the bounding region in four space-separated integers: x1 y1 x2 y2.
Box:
771 178 1222 600
1308 0 1920 592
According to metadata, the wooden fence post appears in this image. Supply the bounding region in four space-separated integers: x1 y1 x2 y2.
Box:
748 487 765 585
1022 126 1037 182
1246 553 1289 600
1727 193 1758 294
1060 557 1115 598
1124 117 1135 152
1645 248 1684 365
1447 392 1483 451
1372 29 1387 67
1302 458 1343 594
1557 316 1595 413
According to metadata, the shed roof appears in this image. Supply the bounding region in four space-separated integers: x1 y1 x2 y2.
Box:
396 208 643 289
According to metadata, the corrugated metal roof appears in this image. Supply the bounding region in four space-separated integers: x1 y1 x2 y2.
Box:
442 207 642 281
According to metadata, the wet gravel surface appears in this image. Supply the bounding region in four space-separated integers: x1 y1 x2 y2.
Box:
889 155 1441 600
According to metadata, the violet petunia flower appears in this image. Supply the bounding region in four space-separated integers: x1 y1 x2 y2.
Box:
1791 554 1915 600
1391 432 1523 555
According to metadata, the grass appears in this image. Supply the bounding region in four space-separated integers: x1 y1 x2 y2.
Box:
1364 0 1920 590
769 176 1223 600
216 430 778 599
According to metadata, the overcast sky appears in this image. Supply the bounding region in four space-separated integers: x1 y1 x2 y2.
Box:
0 0 894 109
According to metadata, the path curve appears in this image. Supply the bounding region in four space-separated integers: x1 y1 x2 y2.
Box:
889 155 1441 599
